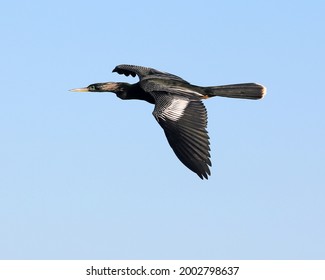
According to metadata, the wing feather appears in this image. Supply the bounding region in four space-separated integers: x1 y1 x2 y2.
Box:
112 64 189 83
152 94 211 179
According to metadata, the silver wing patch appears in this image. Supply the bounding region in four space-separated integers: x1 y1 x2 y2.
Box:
159 98 189 122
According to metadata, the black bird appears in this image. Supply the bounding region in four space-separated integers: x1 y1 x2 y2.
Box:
70 64 266 179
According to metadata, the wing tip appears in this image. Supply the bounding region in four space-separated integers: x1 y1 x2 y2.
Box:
196 162 211 180
197 170 211 180
112 65 137 77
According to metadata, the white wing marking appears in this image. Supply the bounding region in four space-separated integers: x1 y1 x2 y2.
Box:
161 99 189 122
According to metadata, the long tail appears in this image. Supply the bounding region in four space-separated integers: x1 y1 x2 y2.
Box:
204 83 266 100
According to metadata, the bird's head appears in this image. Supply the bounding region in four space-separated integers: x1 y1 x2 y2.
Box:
70 82 128 93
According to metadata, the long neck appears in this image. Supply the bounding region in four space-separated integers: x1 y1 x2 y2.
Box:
115 82 155 104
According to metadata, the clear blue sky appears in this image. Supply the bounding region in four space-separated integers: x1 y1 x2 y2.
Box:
0 0 324 259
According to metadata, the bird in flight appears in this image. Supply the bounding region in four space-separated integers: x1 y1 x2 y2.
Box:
70 64 266 179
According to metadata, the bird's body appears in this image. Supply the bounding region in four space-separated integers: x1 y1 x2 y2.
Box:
71 64 266 179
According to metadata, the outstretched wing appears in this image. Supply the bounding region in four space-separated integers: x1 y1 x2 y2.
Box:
112 64 189 83
152 93 211 179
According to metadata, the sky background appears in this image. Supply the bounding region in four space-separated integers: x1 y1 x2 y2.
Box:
0 0 324 260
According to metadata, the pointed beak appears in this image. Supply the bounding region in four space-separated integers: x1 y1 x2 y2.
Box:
69 87 89 92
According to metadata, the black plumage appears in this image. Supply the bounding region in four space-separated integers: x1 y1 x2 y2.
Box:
70 64 266 179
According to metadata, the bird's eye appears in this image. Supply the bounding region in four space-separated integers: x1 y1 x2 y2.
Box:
88 85 96 91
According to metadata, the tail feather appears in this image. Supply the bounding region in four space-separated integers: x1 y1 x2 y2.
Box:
204 83 266 100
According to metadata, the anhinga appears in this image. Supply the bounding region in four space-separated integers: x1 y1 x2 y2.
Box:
70 64 266 179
